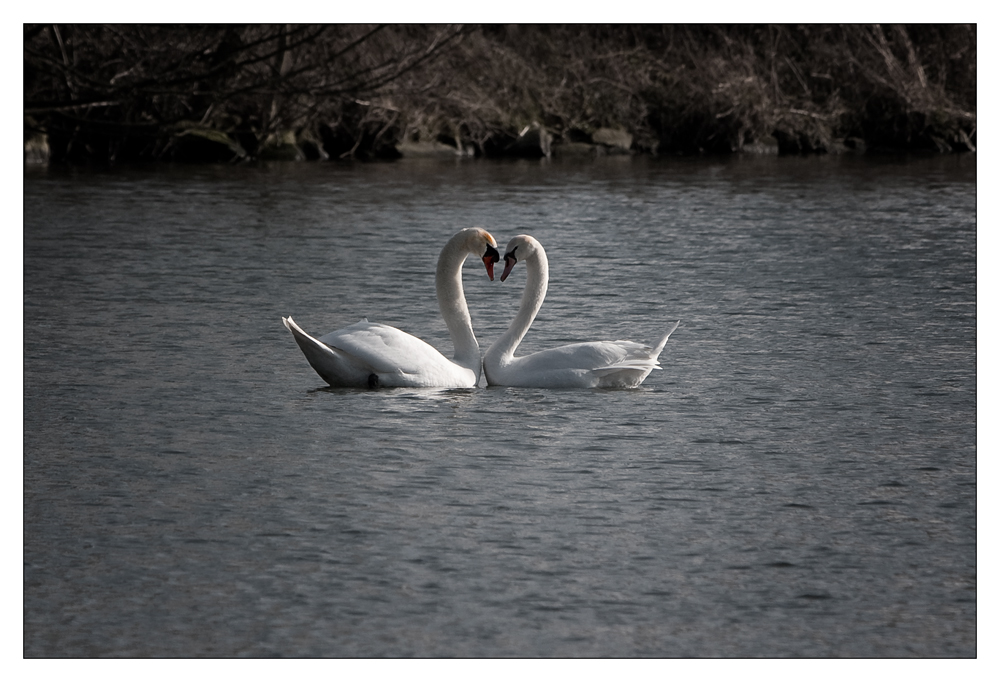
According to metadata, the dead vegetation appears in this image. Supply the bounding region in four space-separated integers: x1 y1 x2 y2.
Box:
24 24 976 163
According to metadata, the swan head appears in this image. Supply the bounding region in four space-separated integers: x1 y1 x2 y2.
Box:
499 234 540 282
466 227 500 281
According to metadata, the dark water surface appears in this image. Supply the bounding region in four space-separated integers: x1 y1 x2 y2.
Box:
24 155 975 657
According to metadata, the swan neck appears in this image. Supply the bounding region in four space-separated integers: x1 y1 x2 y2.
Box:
436 237 481 378
490 245 548 363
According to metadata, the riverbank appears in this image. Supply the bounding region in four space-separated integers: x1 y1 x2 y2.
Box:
24 24 976 165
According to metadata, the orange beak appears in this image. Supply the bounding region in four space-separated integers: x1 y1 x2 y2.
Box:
483 244 500 281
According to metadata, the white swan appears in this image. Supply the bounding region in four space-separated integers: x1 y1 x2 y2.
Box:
283 227 500 388
483 234 679 389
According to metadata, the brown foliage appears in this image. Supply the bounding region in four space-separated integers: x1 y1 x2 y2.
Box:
24 24 976 163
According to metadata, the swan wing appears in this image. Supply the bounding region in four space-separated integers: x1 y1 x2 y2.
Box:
493 324 680 388
318 320 443 373
321 320 478 387
520 340 659 371
492 341 643 387
286 317 477 388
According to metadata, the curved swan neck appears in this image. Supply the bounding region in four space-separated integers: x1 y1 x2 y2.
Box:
436 235 482 378
490 243 548 362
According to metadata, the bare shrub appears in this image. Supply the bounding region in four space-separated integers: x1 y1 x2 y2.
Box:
24 24 976 163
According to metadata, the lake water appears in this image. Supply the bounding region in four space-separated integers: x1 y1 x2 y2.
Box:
23 154 976 657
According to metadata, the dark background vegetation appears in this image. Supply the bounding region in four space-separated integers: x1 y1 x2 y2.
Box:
24 24 976 164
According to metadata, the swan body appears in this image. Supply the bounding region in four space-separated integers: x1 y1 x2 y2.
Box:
283 227 499 388
483 234 679 389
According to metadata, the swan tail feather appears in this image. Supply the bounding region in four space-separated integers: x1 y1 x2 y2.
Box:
651 320 681 358
591 322 679 377
588 321 679 384
282 316 373 387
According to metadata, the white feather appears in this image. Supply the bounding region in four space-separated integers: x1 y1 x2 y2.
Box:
283 228 498 388
484 235 678 389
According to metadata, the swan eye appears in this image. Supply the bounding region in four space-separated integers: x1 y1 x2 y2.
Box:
484 244 500 264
